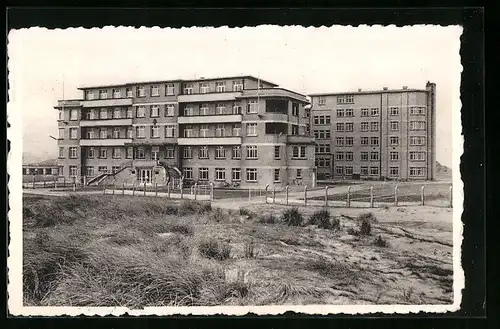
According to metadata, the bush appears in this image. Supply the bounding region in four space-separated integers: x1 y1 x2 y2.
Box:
239 208 254 218
198 238 232 260
169 224 194 236
346 227 358 236
359 218 372 236
309 209 340 230
258 214 277 224
374 235 389 247
357 212 377 222
282 207 303 226
244 239 255 258
209 208 229 222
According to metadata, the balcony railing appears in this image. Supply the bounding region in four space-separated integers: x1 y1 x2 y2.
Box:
80 118 133 127
177 136 242 145
57 99 82 107
238 88 309 103
81 98 133 108
80 138 132 146
177 114 242 124
177 91 243 103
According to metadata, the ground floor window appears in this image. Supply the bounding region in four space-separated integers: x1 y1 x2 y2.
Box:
232 168 241 181
370 167 379 175
389 167 399 176
136 147 146 159
296 169 302 178
274 169 280 182
335 166 343 175
409 167 426 177
152 146 159 160
112 166 120 173
345 166 353 175
360 166 368 176
69 166 78 177
126 147 133 159
58 166 64 176
246 168 257 182
86 166 94 177
199 167 209 181
165 147 175 159
215 168 226 181
183 167 193 180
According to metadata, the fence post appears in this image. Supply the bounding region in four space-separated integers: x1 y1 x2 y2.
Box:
304 185 307 206
167 181 171 199
210 182 214 201
347 186 351 208
449 185 453 208
63 177 66 187
194 183 198 200
265 185 269 203
155 183 158 197
180 180 184 199
123 181 125 195
324 186 329 207
32 176 35 189
73 182 77 192
54 178 57 189
370 186 374 208
102 183 105 195
273 186 276 204
43 180 46 188
421 186 425 206
112 182 115 195
83 176 87 187
132 182 135 196
248 188 251 200
394 186 398 207
285 185 289 206
144 181 147 196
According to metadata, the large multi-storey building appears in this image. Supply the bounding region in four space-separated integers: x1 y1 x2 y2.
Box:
55 75 316 189
309 82 436 181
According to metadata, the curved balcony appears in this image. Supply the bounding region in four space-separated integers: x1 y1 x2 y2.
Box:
178 114 242 124
177 91 242 103
262 112 288 122
81 98 133 108
238 88 308 103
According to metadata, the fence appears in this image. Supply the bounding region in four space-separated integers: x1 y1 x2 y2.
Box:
22 176 81 190
264 183 453 208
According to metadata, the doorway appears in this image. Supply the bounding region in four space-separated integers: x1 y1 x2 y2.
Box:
139 168 152 184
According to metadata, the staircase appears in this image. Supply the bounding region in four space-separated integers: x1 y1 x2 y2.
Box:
158 161 183 183
86 159 133 186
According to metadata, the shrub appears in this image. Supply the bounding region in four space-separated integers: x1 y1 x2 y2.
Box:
209 208 229 222
244 239 255 258
357 212 377 222
309 209 340 230
198 238 232 260
374 235 389 247
239 207 254 218
359 218 372 236
258 214 277 224
169 223 194 236
282 207 303 226
346 227 358 236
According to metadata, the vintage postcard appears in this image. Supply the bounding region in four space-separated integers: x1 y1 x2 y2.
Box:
7 24 463 316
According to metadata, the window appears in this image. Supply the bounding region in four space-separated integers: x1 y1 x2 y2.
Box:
151 85 160 97
313 115 331 125
345 122 354 132
274 169 281 182
410 136 426 146
134 106 145 118
390 107 399 116
127 128 133 138
274 145 281 159
337 95 354 104
99 108 108 120
113 108 122 119
370 108 379 116
184 106 194 116
136 147 146 159
126 108 133 118
199 103 209 115
345 166 353 175
390 136 399 146
361 108 369 117
247 100 258 113
126 88 133 98
58 110 63 121
216 104 225 115
291 125 299 135
410 167 426 176
58 166 64 176
215 124 225 137
136 86 145 97
410 106 426 116
361 122 369 132
126 147 133 159
183 84 193 95
58 128 65 139
335 166 344 175
86 91 95 100
150 105 159 117
246 168 257 182
164 147 175 159
370 137 379 146
233 102 242 114
370 122 379 132
389 167 399 176
151 146 159 160
360 152 368 161
292 145 306 158
232 168 241 181
99 90 108 99
232 146 241 159
370 152 380 161
336 123 344 132
198 146 209 159
58 147 64 158
390 152 399 161
232 124 241 137
112 147 121 159
233 80 243 91
360 167 369 176
86 166 95 177
216 82 226 93
318 97 326 105
409 151 426 161
99 148 107 159
390 121 399 131
70 109 78 120
246 145 258 159
166 84 175 96
84 110 92 120
345 137 354 146
345 152 353 161
336 137 344 146
165 104 175 116
199 168 209 181
112 127 120 139
336 109 345 117
215 146 226 159
336 152 344 161
215 168 226 181
183 168 193 180
136 126 145 138
200 83 209 94
345 109 354 117
370 167 379 176
69 147 78 159
112 166 120 173
410 121 426 131
183 147 193 159
316 158 331 168
70 166 78 177
361 137 369 146
315 143 331 153
314 129 330 139
151 125 160 138
199 125 209 138
246 123 257 136
183 125 193 138
87 147 95 159
113 89 121 99
292 103 299 116
296 169 303 178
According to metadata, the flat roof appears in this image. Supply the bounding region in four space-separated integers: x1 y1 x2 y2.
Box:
77 75 279 90
309 87 429 97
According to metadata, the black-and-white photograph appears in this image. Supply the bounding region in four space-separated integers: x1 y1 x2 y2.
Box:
8 23 463 315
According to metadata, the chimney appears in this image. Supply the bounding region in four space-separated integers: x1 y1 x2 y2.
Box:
383 86 388 90
402 86 408 90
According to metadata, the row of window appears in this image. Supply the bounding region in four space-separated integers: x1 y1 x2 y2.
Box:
316 151 427 164
313 121 426 132
318 95 355 105
313 134 427 146
330 166 427 177
84 81 245 100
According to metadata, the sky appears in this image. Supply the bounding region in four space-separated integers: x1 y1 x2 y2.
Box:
8 25 462 167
